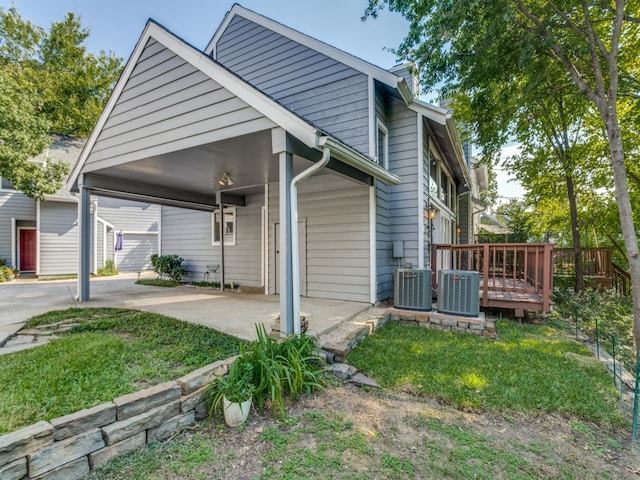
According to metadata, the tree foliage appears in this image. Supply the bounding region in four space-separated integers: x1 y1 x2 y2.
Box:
0 7 122 199
366 0 640 350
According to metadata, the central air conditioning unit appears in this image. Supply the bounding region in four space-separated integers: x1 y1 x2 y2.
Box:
437 270 480 317
394 268 432 311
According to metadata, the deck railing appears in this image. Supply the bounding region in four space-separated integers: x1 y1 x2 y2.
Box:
431 243 554 312
553 247 612 277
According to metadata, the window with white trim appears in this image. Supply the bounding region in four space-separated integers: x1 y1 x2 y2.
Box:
212 207 236 246
375 119 389 168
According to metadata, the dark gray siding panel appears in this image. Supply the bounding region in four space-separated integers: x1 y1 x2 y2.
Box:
216 16 370 156
39 202 79 276
0 192 35 267
161 193 263 287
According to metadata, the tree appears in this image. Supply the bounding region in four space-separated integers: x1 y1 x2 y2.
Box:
365 0 640 352
0 7 122 198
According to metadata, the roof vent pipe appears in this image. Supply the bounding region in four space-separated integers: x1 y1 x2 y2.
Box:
289 143 331 335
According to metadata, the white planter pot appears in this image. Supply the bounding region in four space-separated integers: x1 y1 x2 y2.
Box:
223 396 251 427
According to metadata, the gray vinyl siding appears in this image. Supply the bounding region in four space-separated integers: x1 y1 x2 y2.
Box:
85 38 275 170
374 85 394 301
116 233 157 271
388 97 419 266
268 173 371 303
97 197 159 233
97 222 104 268
216 16 370 156
39 202 82 276
423 130 431 268
161 193 263 287
0 191 35 268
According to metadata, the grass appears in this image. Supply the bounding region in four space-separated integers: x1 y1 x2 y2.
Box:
347 320 626 426
0 308 244 434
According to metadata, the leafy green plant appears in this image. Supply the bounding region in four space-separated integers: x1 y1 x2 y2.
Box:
150 254 187 282
0 265 14 281
97 259 118 276
206 324 325 421
206 354 255 416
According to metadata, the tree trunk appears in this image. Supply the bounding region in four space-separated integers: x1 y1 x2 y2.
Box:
565 173 584 292
601 105 640 351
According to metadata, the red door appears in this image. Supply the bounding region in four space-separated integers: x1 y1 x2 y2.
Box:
19 229 36 271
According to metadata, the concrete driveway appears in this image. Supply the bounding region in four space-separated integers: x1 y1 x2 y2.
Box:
0 274 370 342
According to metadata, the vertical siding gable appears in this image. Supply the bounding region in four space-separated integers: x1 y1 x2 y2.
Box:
216 16 370 157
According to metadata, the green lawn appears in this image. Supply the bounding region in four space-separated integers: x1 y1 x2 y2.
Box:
348 320 625 426
0 308 244 434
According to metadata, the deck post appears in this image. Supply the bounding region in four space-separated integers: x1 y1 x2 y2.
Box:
482 243 490 307
543 244 553 312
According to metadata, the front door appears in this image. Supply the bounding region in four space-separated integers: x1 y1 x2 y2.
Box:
275 221 306 296
19 229 36 271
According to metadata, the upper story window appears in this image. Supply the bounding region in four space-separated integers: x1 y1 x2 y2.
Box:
211 207 236 246
375 119 389 169
0 177 15 190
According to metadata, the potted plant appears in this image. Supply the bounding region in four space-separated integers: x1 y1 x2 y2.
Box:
206 355 255 427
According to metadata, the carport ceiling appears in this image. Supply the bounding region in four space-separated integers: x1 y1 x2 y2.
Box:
87 130 297 198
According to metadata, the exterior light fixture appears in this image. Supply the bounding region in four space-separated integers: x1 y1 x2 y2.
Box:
218 173 234 186
426 205 437 220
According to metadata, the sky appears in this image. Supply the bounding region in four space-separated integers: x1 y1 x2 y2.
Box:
1 0 522 202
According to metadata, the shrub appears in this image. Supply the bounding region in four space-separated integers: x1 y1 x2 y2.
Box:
150 254 187 282
97 259 118 276
551 288 635 370
0 265 14 281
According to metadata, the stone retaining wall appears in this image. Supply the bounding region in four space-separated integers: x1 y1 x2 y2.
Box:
0 357 235 480
322 309 497 362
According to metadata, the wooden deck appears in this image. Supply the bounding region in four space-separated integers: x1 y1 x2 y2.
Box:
432 244 554 317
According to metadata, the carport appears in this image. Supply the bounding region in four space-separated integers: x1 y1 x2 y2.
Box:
67 21 399 335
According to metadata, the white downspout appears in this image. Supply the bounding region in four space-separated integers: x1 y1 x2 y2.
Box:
289 143 331 335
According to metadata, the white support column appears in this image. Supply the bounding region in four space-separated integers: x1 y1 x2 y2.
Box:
78 175 91 301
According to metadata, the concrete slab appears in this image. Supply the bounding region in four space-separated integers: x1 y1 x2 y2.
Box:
0 273 370 341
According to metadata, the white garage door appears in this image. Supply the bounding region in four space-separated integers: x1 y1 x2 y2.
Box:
115 233 158 271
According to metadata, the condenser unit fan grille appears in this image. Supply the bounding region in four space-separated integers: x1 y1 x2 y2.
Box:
437 270 480 316
394 269 432 311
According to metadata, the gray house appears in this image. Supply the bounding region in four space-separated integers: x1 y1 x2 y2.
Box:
68 5 486 332
0 135 159 276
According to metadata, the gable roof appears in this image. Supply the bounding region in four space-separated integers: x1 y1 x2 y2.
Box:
205 4 413 105
68 20 400 192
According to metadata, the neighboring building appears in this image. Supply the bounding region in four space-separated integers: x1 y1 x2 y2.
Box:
68 4 488 328
0 135 159 276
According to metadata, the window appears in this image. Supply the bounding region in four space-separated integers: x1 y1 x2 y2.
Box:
212 207 236 246
375 119 388 168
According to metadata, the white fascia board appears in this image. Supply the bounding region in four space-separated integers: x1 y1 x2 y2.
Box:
409 98 451 126
320 137 401 186
68 21 321 192
445 117 471 185
206 5 412 103
96 215 115 229
43 194 78 203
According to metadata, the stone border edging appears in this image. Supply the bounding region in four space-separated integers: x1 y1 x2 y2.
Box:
0 356 236 480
